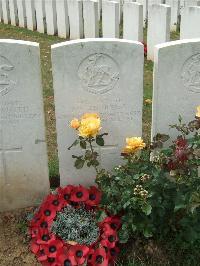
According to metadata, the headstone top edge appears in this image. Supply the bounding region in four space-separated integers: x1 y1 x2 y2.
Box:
0 39 39 47
51 38 144 50
155 38 200 51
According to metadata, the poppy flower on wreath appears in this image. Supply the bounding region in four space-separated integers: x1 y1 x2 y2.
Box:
29 185 121 266
86 186 102 206
70 185 89 202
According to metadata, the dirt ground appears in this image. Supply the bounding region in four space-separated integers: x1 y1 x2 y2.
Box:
0 209 40 266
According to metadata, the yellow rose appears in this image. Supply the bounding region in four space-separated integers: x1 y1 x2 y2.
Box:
123 137 146 154
70 118 80 129
78 113 101 138
145 99 152 104
81 113 100 119
196 106 200 118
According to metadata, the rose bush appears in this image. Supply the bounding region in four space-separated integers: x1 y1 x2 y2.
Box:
69 107 200 249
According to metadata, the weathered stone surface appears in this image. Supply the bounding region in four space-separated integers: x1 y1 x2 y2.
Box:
0 40 49 212
152 39 200 140
52 39 144 186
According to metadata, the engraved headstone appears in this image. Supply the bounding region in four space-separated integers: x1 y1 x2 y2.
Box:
52 39 144 186
152 39 200 140
0 40 49 211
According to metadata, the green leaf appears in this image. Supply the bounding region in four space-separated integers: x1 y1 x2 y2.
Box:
142 204 152 215
96 136 104 146
74 158 85 169
143 228 153 238
96 210 108 222
80 140 87 149
174 204 186 212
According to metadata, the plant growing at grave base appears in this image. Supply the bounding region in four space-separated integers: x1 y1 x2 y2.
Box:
69 107 200 250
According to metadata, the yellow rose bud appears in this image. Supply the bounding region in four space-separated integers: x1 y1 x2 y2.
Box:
196 106 200 118
122 137 146 154
145 99 152 104
70 118 80 129
78 113 101 138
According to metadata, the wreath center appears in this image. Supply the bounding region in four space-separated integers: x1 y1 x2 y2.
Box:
51 205 100 246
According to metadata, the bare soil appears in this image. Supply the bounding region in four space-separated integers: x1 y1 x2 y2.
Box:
0 209 39 266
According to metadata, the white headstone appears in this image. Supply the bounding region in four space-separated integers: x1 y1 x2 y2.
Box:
83 0 99 38
166 0 180 31
68 0 84 39
45 0 57 35
16 0 26 28
51 39 144 186
0 40 49 212
180 6 200 39
147 4 171 60
2 0 10 24
102 1 119 38
35 0 46 33
56 0 69 38
25 0 36 30
184 0 200 6
137 0 148 27
0 0 3 22
123 2 143 42
152 39 200 141
9 0 18 26
97 0 102 20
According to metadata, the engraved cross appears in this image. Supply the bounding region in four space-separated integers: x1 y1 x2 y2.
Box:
0 130 22 185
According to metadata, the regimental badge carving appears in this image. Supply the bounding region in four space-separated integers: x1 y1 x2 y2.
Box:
0 56 16 96
78 53 120 94
181 54 200 93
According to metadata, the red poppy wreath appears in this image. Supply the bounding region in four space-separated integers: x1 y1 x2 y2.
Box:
29 185 121 266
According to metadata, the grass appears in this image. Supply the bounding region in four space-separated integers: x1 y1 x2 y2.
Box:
0 23 180 181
